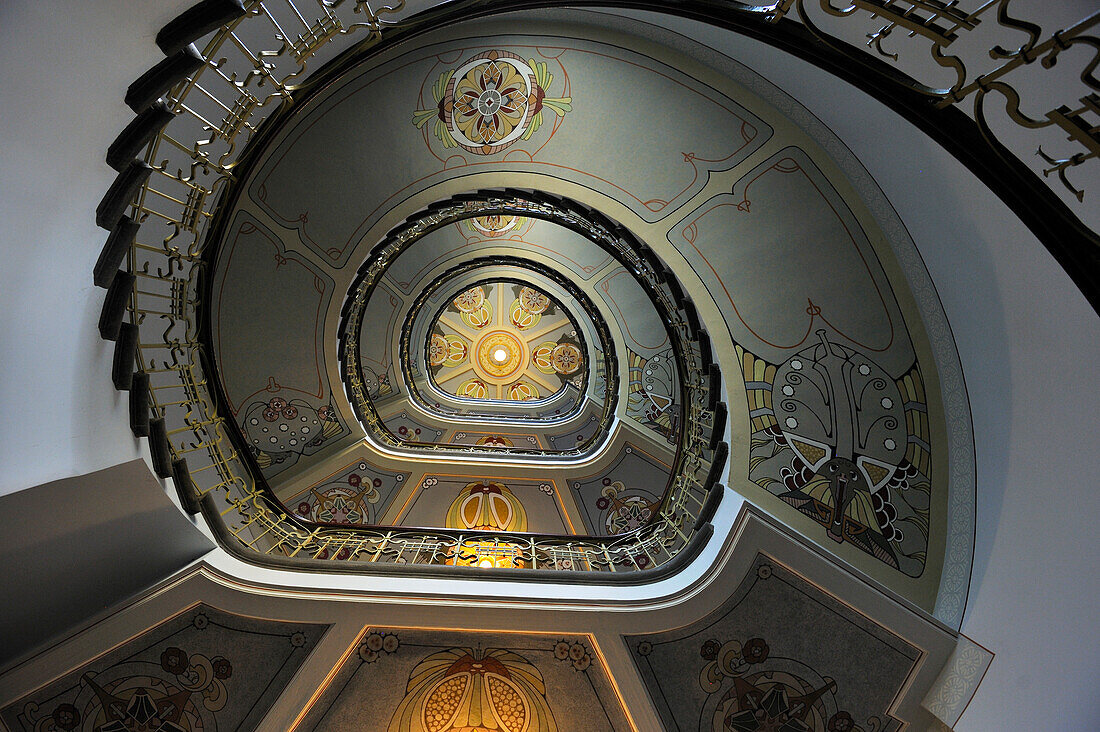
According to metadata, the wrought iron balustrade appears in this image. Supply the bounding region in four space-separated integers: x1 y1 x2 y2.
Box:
95 0 1095 578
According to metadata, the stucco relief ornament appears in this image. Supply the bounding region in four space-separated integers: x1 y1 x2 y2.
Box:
413 50 572 155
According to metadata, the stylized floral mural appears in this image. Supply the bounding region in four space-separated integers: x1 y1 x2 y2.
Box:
413 51 572 156
738 333 932 577
241 396 343 474
428 282 585 402
628 556 920 731
0 607 327 732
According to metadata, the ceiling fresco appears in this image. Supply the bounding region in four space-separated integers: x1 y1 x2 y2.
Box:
342 241 617 455
246 34 772 268
195 15 967 616
426 281 585 404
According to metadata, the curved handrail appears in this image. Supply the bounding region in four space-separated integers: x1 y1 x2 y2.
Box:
95 0 728 577
94 0 1097 579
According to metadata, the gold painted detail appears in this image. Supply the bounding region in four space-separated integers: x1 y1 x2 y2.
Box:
443 482 529 569
457 378 488 399
476 331 524 379
476 435 514 447
389 648 557 730
413 50 572 156
446 481 528 533
508 381 539 401
469 214 524 237
429 281 584 402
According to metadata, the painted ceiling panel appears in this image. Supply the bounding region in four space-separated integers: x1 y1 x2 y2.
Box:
671 147 913 372
248 34 771 268
357 280 402 391
0 604 329 732
297 628 631 731
282 457 412 528
398 475 572 537
212 212 335 414
597 267 671 357
571 443 671 536
383 217 612 295
626 553 920 731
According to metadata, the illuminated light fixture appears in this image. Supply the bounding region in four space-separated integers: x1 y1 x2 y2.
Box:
445 538 525 569
443 482 528 569
493 347 509 363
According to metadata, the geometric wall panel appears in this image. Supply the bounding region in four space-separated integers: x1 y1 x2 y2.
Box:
0 604 329 731
625 554 922 731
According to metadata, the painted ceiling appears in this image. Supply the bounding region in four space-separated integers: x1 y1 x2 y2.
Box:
201 14 966 615
426 281 584 404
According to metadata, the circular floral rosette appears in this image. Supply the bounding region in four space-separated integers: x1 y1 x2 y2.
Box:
447 51 536 154
550 343 583 375
452 286 485 312
428 333 448 367
509 381 539 401
413 50 572 155
476 331 524 378
519 287 550 314
429 333 467 368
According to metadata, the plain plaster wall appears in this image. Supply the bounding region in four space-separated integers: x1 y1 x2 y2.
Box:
0 1 193 497
1 2 1098 729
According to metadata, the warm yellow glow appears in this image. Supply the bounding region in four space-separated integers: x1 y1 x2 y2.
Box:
492 347 509 363
478 557 495 568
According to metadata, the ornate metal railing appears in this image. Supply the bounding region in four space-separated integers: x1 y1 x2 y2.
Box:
95 0 729 576
767 1 1099 203
95 0 1096 576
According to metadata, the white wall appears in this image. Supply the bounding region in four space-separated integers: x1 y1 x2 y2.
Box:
0 1 193 496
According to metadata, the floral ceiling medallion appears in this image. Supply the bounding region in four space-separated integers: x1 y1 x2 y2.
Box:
427 281 586 403
413 50 572 155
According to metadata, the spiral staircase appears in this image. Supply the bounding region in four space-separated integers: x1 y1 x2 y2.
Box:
1 1 1098 730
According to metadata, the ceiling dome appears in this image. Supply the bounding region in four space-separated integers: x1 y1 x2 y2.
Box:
93 3 978 624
